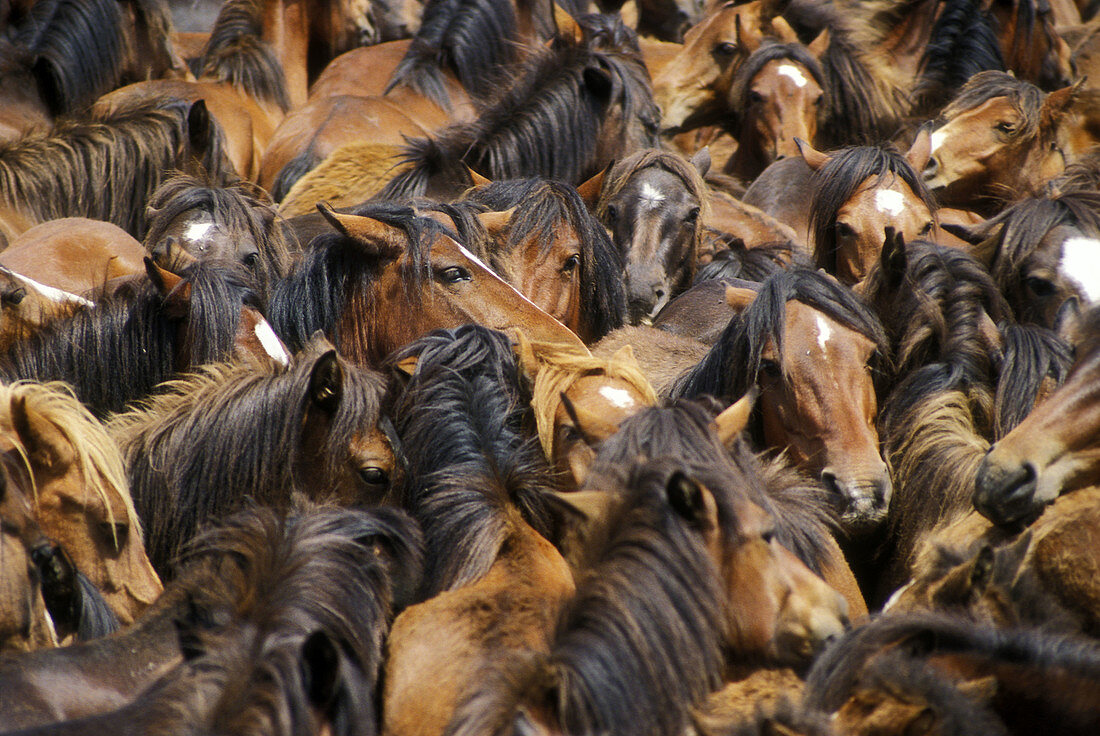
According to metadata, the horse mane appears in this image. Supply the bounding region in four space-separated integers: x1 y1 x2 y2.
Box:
728 42 827 130
994 322 1072 440
447 458 729 736
71 568 121 641
943 70 1044 141
0 98 233 237
808 143 937 275
108 347 386 577
695 239 811 283
379 40 657 198
384 325 559 598
269 201 451 361
915 0 1004 110
672 268 890 413
195 0 292 111
524 338 657 461
0 259 260 418
144 173 294 301
384 0 518 108
464 177 628 339
15 0 126 116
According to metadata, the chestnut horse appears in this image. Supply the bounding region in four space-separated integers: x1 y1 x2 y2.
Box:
268 203 584 369
0 266 89 352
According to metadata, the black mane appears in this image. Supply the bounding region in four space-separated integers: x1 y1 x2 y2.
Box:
195 0 292 111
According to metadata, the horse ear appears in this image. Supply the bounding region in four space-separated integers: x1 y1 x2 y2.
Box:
881 226 907 290
476 208 515 235
145 258 192 319
733 15 762 54
576 162 612 210
582 66 614 104
392 354 419 379
713 386 758 446
465 165 493 188
301 629 342 709
316 202 405 260
690 147 712 177
552 1 585 45
795 138 830 171
545 489 621 552
610 343 638 366
725 285 757 311
666 470 708 523
11 395 72 473
186 99 215 159
769 15 799 44
905 128 933 173
808 27 830 58
309 349 344 415
1040 78 1084 127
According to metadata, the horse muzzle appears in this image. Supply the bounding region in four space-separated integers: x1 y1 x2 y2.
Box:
974 454 1042 526
823 467 891 535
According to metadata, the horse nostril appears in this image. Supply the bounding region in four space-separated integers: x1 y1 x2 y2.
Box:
820 469 840 496
923 157 939 180
654 288 665 300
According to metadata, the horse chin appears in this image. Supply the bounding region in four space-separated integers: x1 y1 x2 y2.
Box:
839 503 888 537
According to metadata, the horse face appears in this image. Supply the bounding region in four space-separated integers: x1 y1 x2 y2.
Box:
152 208 264 277
975 341 1100 526
605 168 700 323
734 59 823 176
833 176 933 286
552 373 650 486
1012 226 1100 328
0 268 82 352
757 303 890 534
0 461 58 652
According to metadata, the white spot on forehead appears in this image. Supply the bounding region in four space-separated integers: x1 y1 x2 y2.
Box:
930 128 947 154
599 385 636 409
254 318 290 366
777 64 808 88
639 182 666 208
815 314 832 352
184 222 213 242
1060 236 1100 302
874 189 905 217
12 272 93 307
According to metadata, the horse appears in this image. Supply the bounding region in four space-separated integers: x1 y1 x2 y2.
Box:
0 218 147 296
923 71 1082 215
0 381 161 625
380 325 576 736
377 25 661 200
593 148 711 324
142 174 294 304
672 268 892 536
0 97 235 242
0 259 289 419
0 265 89 352
460 177 628 342
799 133 937 286
268 203 584 369
949 188 1100 329
0 501 424 733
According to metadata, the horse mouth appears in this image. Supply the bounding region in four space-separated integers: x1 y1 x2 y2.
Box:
839 503 889 536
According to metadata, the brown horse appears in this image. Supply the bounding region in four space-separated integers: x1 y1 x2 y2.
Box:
0 266 89 352
923 71 1082 215
269 203 584 369
0 381 161 624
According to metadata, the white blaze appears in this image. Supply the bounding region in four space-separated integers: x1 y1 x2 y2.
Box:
1060 236 1100 302
777 64 808 88
815 314 833 352
930 128 947 154
599 385 636 409
639 182 665 207
874 189 905 217
12 272 93 307
254 319 290 365
185 222 213 241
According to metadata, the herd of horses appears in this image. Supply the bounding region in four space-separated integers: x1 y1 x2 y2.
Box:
3 0 1100 733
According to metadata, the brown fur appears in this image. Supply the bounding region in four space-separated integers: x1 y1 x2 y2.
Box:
277 141 410 217
592 324 710 394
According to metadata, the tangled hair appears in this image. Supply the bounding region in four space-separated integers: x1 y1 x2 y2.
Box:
195 0 291 111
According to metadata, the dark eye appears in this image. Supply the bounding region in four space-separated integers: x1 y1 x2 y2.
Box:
97 521 128 555
814 94 824 106
835 222 857 239
242 252 259 269
1026 275 1056 296
919 222 934 236
684 207 701 225
714 41 738 57
995 121 1015 134
748 90 765 104
605 204 619 228
761 528 776 544
2 288 26 306
358 467 389 487
758 358 781 380
561 254 580 273
439 266 471 284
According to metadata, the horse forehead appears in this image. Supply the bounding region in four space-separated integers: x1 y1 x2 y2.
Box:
845 177 926 219
783 303 873 364
622 170 693 212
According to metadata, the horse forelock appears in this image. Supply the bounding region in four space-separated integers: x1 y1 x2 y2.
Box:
730 42 827 123
196 0 291 111
942 71 1043 139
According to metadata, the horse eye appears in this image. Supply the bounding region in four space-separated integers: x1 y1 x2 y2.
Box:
714 42 738 57
2 288 26 306
748 90 765 104
758 359 782 380
919 222 934 236
242 253 259 269
605 204 619 227
439 266 471 284
835 222 857 239
561 254 580 273
684 207 701 225
98 521 128 555
1026 275 1056 297
995 121 1015 134
761 528 776 545
358 467 389 487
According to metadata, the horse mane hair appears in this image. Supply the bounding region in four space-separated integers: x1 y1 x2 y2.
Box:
728 42 827 130
0 259 261 419
446 458 730 736
694 238 812 283
195 0 292 111
384 325 559 599
71 568 121 641
385 0 518 108
808 143 937 275
0 98 233 237
463 177 628 340
943 71 1044 142
268 202 454 363
915 0 1004 110
523 338 656 462
672 267 890 415
994 322 1072 440
144 173 294 302
108 345 386 578
379 39 657 199
588 399 837 576
15 0 125 116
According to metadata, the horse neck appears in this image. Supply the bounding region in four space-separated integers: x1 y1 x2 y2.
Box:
262 0 310 107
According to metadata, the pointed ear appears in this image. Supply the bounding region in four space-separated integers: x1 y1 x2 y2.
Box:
610 343 637 366
392 354 419 379
145 257 191 319
576 162 613 210
545 488 621 549
666 470 708 523
309 349 343 415
724 285 757 310
11 394 73 473
300 629 342 710
713 386 757 446
808 27 830 58
465 164 492 188
905 128 933 173
769 15 799 44
690 147 712 177
316 202 405 260
552 1 585 45
475 208 515 235
1040 78 1084 128
881 226 907 290
795 138 830 171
